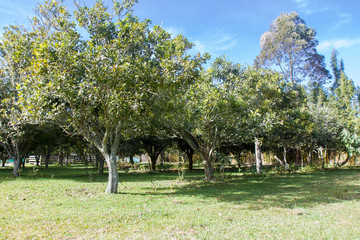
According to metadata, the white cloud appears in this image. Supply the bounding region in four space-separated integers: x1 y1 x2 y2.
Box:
318 38 360 51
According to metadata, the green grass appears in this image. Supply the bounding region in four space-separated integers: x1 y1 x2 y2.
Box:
1 165 360 239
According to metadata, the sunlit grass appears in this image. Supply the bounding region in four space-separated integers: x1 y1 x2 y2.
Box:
1 166 360 239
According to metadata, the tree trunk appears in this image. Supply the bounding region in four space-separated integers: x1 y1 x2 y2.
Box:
35 155 40 166
82 154 88 166
21 155 25 168
58 150 64 166
96 129 122 194
98 156 104 175
317 147 326 169
283 146 290 170
13 156 20 177
295 148 300 166
203 156 215 180
45 148 51 168
255 137 262 174
150 156 157 171
308 150 313 165
94 150 105 175
200 145 215 181
338 153 350 167
129 155 134 167
12 145 21 177
104 153 119 193
187 151 194 171
160 151 165 167
274 155 290 171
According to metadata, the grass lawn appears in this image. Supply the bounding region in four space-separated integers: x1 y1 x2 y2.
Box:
1 165 360 239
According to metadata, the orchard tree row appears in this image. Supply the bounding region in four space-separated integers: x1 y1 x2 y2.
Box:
1 0 360 193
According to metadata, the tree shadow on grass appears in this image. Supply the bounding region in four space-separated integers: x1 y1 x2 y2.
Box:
0 166 108 183
0 165 200 183
123 169 360 210
2 166 360 210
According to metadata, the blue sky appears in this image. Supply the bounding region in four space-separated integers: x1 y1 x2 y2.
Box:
1 0 359 86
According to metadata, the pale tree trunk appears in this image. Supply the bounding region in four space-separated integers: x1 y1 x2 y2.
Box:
98 129 122 194
255 137 262 174
203 155 215 181
104 153 119 193
338 153 350 167
317 147 327 169
282 146 290 170
200 144 215 181
274 153 290 171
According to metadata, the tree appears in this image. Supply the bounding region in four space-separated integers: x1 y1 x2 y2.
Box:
170 57 243 180
177 138 195 170
232 66 298 173
333 72 357 129
11 0 204 193
118 137 143 168
0 145 7 167
255 12 330 87
307 102 343 168
141 136 171 171
331 48 341 91
0 25 34 176
339 129 360 166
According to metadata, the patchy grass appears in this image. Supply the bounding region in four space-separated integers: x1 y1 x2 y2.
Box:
1 165 360 239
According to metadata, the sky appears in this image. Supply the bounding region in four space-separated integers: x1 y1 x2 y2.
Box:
0 0 359 86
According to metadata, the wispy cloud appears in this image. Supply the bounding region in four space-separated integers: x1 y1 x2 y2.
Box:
163 26 185 37
318 38 360 51
191 30 238 55
292 0 328 15
0 1 32 17
293 0 309 9
332 13 352 29
0 8 19 16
